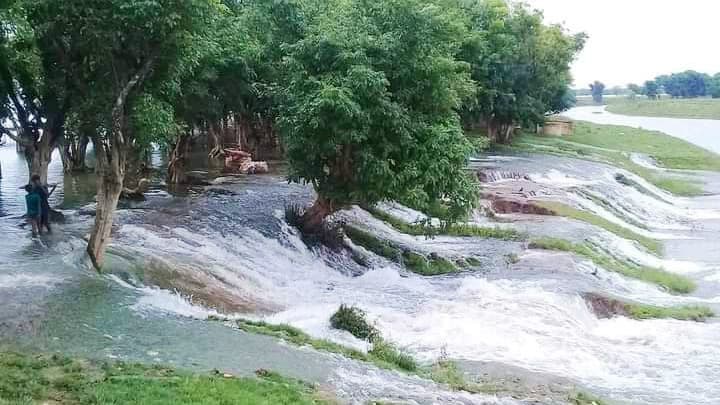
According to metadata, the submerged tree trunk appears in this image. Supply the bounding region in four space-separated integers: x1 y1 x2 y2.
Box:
300 196 335 234
87 58 153 270
60 134 90 173
208 121 224 164
167 132 191 184
24 133 54 183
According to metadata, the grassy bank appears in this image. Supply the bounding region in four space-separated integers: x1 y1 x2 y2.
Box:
529 237 695 294
605 98 720 120
366 206 524 241
511 121 720 196
345 225 477 276
625 303 714 321
535 201 661 255
0 351 326 404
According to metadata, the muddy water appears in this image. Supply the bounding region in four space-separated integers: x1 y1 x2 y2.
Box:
2 138 720 404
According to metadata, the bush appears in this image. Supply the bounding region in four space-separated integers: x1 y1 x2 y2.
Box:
330 305 380 342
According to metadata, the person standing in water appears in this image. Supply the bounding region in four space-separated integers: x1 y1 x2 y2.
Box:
24 184 41 236
30 174 56 233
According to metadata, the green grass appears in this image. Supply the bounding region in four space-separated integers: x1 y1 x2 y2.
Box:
511 121 720 196
534 201 662 255
235 320 416 372
625 303 714 321
344 225 460 276
330 305 379 342
605 98 720 120
0 351 326 405
366 206 524 241
529 237 695 294
570 391 608 405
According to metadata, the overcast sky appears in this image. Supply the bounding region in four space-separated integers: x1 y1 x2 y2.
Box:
524 0 720 88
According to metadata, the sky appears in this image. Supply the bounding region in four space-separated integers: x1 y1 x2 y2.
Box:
524 0 720 88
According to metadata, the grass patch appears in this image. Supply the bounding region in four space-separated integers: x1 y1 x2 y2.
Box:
0 351 326 405
345 225 459 276
330 305 379 342
235 320 416 372
510 121 720 195
570 391 608 405
427 361 499 394
366 206 524 241
625 303 714 321
605 97 720 120
529 237 695 294
535 201 661 255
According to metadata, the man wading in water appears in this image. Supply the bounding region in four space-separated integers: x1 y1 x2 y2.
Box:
30 174 56 234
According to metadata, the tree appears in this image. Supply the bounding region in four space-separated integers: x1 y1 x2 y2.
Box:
643 80 659 99
0 1 77 183
279 0 477 231
706 73 720 99
589 81 605 104
52 0 220 268
627 83 642 95
457 0 585 143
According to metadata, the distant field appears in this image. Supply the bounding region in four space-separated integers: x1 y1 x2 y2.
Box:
604 98 720 120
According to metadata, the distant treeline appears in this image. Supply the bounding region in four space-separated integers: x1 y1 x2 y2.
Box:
574 71 720 99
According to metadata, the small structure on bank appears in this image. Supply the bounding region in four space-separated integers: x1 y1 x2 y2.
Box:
540 116 574 137
224 148 269 174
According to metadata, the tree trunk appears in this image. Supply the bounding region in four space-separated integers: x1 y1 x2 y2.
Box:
167 132 191 184
60 135 89 173
87 154 124 269
208 121 224 164
300 196 335 234
24 134 54 183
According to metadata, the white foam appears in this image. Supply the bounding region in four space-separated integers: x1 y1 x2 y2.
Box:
0 273 58 289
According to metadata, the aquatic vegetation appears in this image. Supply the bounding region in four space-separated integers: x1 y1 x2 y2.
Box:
0 351 326 404
570 391 608 405
368 340 418 372
534 201 662 255
330 305 380 342
428 361 499 394
529 237 695 294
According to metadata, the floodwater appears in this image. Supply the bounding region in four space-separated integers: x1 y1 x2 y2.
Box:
1 125 720 404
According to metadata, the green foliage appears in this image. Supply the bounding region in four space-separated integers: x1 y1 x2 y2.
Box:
458 0 586 143
428 361 498 394
278 0 478 217
529 237 695 294
0 351 326 404
589 81 605 104
655 70 710 98
569 391 608 405
345 225 402 260
330 305 380 342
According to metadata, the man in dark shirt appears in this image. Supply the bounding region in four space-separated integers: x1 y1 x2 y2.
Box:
30 174 56 233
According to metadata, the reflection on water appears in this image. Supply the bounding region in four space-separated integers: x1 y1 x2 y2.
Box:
565 106 720 154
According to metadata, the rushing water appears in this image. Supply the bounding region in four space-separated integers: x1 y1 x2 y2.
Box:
1 117 720 405
564 106 720 154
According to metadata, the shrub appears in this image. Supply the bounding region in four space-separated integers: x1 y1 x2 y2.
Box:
330 305 380 342
369 340 417 372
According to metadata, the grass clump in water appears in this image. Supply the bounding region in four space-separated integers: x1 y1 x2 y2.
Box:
427 361 498 394
534 201 662 255
345 226 401 260
0 351 326 404
625 303 714 321
401 252 459 276
529 237 696 294
330 305 380 342
570 391 608 405
368 340 417 372
366 206 524 241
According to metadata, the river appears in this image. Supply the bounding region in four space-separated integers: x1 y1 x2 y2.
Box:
0 109 719 404
564 106 720 154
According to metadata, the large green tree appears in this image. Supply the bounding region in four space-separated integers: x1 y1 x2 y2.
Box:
458 0 585 143
52 0 221 268
279 0 477 230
